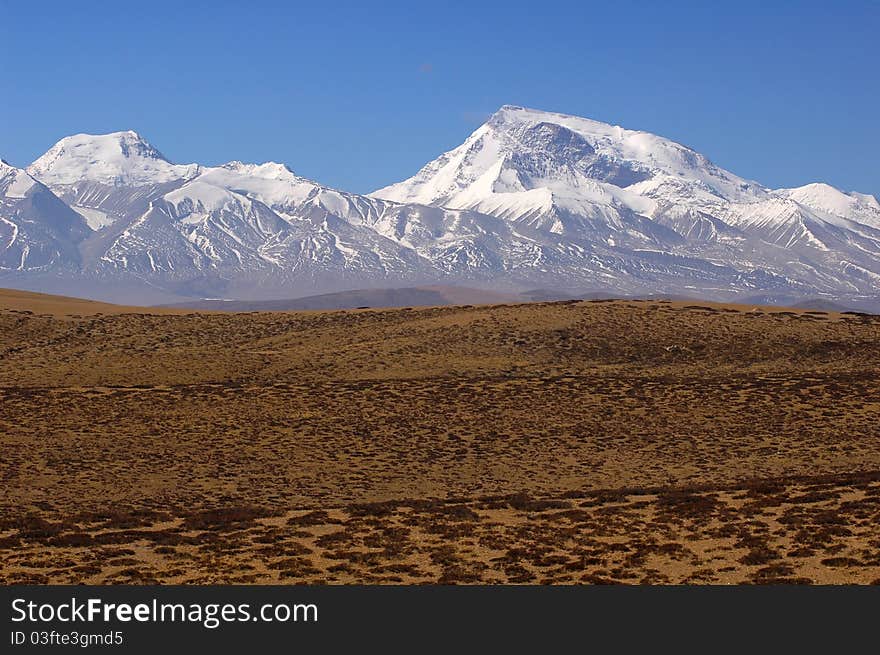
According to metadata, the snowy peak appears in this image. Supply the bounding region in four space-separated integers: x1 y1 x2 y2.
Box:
0 160 40 199
27 131 199 186
780 183 880 229
0 159 91 272
372 105 766 214
193 161 323 213
488 105 624 140
219 161 297 179
0 159 58 199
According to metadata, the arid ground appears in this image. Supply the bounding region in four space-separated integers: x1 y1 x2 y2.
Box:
1 288 879 584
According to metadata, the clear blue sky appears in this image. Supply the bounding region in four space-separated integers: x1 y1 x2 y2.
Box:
2 0 878 196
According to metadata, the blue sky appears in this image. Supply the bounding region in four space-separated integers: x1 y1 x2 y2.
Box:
2 0 878 196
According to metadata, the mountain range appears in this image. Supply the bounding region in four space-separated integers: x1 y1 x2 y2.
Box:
2 105 879 308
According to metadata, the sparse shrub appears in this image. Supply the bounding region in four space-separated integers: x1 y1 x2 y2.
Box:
656 491 719 517
347 501 398 517
507 492 571 512
183 506 271 531
820 557 863 568
740 546 780 566
287 510 342 526
47 532 94 547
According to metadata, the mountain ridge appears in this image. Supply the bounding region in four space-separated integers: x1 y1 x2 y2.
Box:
2 106 878 307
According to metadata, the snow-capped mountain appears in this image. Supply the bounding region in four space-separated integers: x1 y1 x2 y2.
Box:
3 107 879 307
373 105 880 301
27 131 201 231
780 183 880 230
374 105 767 211
0 160 90 271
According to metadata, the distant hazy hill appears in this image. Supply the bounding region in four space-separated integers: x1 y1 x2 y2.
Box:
159 285 519 311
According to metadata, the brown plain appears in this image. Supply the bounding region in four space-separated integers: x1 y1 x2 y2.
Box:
1 288 879 584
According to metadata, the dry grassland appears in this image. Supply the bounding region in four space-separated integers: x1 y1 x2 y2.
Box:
1 289 878 584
